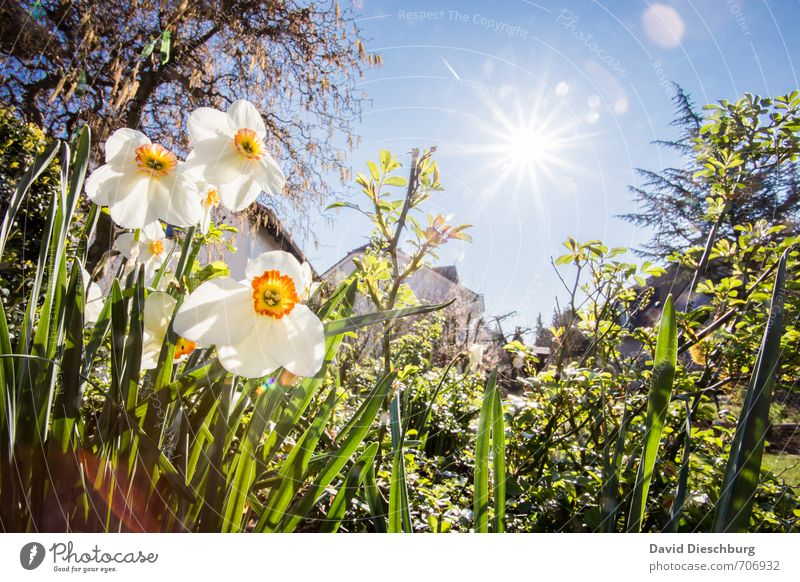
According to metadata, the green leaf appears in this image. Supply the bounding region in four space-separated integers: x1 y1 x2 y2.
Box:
0 298 15 449
367 160 380 181
324 298 454 337
254 390 337 532
713 251 788 533
379 149 392 172
325 201 361 212
278 372 396 532
159 30 172 64
320 442 379 533
51 263 85 452
474 370 497 533
0 140 59 261
492 385 506 533
383 176 407 187
363 457 387 533
627 295 677 532
388 391 411 533
221 385 282 532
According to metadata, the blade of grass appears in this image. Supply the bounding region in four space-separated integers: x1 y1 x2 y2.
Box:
220 383 282 532
323 298 454 336
627 294 678 532
363 453 388 533
321 442 379 533
388 390 411 533
492 384 506 533
713 250 788 533
51 263 85 452
667 399 692 532
255 390 337 532
278 372 396 532
0 140 59 260
473 370 497 533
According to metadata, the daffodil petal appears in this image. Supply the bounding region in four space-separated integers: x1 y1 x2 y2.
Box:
105 128 150 169
148 170 202 228
245 250 305 291
173 277 254 347
108 178 160 228
227 99 266 137
84 283 105 324
300 261 313 300
262 304 325 377
143 292 176 337
188 107 231 145
252 153 286 196
141 221 165 241
114 232 137 258
189 137 246 184
200 205 213 234
144 256 164 282
217 325 280 378
85 164 144 207
216 173 262 211
140 330 165 370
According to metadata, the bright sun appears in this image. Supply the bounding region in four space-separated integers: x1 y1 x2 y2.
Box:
473 93 584 203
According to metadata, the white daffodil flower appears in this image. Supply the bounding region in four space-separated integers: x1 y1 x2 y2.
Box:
186 100 286 212
299 261 320 300
141 292 196 370
80 268 105 324
173 250 324 379
467 343 485 371
85 128 203 229
196 180 221 234
115 221 177 282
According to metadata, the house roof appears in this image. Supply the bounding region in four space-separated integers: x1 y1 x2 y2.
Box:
246 203 307 264
323 245 483 305
432 265 459 284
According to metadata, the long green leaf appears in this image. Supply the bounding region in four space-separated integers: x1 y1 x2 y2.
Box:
667 399 692 532
255 390 337 532
388 391 411 533
627 294 677 532
492 384 506 533
220 384 281 532
363 459 387 533
473 370 497 533
713 251 788 533
323 298 454 336
51 263 85 452
0 140 59 261
278 372 396 532
321 442 379 533
0 298 15 455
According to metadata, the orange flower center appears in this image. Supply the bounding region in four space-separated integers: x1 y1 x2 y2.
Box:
233 128 265 160
174 337 196 360
149 239 165 256
135 143 177 177
202 187 220 208
251 270 299 319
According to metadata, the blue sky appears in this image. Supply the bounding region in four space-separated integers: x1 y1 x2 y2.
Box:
302 0 800 334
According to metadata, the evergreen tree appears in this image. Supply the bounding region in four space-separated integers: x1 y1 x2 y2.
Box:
533 312 552 348
620 86 800 260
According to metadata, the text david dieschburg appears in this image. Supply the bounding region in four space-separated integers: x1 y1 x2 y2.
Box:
650 543 755 557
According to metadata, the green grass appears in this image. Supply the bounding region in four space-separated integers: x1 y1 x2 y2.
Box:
762 454 800 489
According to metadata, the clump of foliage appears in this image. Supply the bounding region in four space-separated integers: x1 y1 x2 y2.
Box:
0 107 60 334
